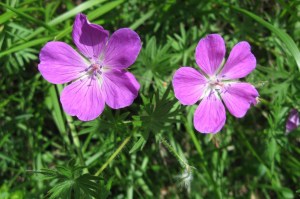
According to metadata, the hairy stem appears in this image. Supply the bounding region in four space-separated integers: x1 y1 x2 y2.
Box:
184 117 222 199
159 136 189 168
95 135 132 176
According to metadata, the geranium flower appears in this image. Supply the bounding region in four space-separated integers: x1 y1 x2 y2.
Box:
286 109 300 134
38 13 141 121
172 34 259 133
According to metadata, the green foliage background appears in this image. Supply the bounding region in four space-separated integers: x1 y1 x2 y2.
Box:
1 0 300 198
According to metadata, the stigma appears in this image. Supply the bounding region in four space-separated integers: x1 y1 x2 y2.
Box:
91 63 101 71
86 62 103 76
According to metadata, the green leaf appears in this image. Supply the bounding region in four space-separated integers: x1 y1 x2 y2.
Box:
129 131 149 153
48 0 107 26
0 11 16 24
0 36 52 57
48 180 74 199
45 85 66 135
129 9 155 30
87 0 124 21
33 163 102 199
0 3 55 31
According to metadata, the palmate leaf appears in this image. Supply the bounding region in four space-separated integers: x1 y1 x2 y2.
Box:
33 161 106 199
77 109 131 136
0 22 38 74
130 84 182 152
135 36 172 92
140 84 181 133
48 180 74 199
167 23 201 66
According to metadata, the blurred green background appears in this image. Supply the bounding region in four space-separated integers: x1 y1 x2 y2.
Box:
1 0 300 198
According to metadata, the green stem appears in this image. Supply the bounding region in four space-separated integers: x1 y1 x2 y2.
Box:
185 122 204 158
159 136 188 168
49 86 70 145
82 130 95 153
65 114 86 167
95 135 132 176
55 85 86 168
183 117 222 199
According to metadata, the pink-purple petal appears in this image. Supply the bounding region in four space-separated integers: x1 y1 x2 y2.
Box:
172 67 207 105
195 34 226 75
103 28 141 69
38 41 88 84
102 69 140 109
221 82 258 118
219 41 256 80
286 109 300 133
194 94 226 134
72 13 109 60
60 77 105 121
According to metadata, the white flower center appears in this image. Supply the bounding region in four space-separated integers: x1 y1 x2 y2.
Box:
208 76 224 91
200 75 228 100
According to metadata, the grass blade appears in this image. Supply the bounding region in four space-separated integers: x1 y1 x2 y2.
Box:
87 0 124 21
0 36 52 57
46 85 66 134
129 9 155 30
48 0 107 26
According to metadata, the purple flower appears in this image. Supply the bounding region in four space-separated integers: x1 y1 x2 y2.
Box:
286 109 300 134
38 13 141 121
172 34 259 134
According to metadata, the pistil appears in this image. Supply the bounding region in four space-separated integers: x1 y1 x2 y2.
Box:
87 62 103 76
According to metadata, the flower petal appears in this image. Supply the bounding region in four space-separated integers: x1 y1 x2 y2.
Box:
38 41 88 84
286 109 300 133
102 69 140 109
60 77 105 121
194 94 226 134
103 28 141 69
221 82 258 118
72 13 109 60
172 67 207 105
195 34 226 75
219 41 256 79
